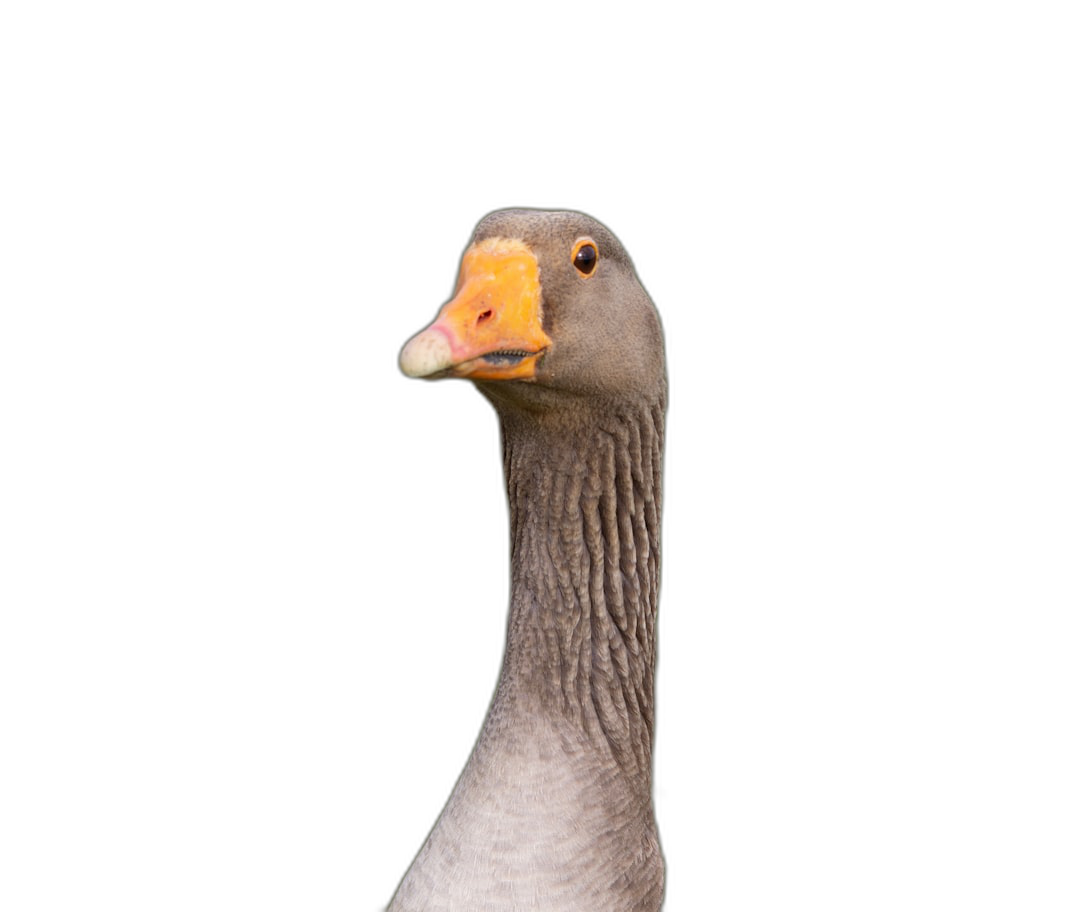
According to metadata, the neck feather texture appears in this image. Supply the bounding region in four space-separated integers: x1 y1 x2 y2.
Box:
495 395 665 785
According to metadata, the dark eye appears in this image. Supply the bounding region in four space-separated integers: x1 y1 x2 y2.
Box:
572 239 598 276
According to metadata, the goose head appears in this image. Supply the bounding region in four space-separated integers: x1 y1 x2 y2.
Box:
399 209 664 411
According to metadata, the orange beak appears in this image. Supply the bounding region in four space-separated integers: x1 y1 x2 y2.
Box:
399 238 551 381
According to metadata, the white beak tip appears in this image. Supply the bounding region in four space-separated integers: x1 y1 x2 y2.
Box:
400 329 453 378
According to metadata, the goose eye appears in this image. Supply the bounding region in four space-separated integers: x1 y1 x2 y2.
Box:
572 239 598 277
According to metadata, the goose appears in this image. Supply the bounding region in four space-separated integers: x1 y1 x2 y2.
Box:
389 209 666 911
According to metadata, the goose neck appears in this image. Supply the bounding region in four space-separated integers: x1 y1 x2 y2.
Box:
496 397 665 778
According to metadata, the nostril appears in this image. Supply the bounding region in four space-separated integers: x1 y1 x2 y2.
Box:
477 309 493 325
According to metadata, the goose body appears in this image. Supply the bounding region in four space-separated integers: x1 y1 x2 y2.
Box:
390 210 666 911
